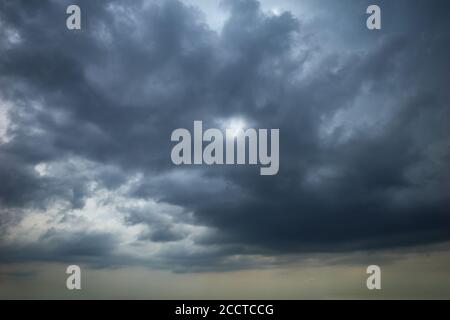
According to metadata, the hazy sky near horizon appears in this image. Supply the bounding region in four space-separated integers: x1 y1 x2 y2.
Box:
2 245 450 299
0 0 449 298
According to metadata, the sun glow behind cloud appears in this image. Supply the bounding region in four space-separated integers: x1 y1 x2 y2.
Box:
227 117 247 137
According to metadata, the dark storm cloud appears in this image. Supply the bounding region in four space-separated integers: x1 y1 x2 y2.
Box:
139 227 185 243
0 230 117 264
0 0 449 269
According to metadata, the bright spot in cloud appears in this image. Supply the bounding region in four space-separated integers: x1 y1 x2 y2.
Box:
34 163 48 177
6 29 22 45
227 118 247 138
270 7 281 16
0 99 12 144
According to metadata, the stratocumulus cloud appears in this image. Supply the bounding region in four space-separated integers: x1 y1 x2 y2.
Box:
0 0 449 273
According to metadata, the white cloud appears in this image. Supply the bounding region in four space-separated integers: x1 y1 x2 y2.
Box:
2 157 215 264
0 99 12 144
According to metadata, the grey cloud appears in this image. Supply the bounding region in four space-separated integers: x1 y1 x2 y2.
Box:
139 226 186 243
0 0 449 270
0 230 118 264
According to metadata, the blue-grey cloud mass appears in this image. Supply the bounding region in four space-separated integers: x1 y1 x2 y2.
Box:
0 0 449 272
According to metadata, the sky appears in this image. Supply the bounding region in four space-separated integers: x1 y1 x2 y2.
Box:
0 0 449 299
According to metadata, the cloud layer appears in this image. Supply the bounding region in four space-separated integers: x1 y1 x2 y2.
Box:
0 0 449 271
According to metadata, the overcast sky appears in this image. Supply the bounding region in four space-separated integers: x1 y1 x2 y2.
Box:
0 0 449 298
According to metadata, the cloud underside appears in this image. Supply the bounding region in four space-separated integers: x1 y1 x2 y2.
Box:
0 0 449 271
